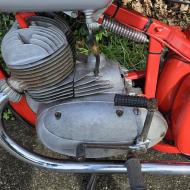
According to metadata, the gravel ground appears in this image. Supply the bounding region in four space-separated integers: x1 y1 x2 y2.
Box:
1 119 190 190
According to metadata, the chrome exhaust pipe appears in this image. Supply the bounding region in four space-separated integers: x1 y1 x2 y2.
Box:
0 93 190 174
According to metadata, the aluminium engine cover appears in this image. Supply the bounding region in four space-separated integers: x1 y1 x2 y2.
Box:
36 94 168 158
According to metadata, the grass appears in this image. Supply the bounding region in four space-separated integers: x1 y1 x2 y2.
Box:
0 13 14 72
75 24 147 70
0 13 147 71
0 14 14 43
101 33 147 70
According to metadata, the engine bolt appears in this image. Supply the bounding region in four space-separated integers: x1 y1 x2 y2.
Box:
55 112 62 120
133 108 140 115
116 110 124 117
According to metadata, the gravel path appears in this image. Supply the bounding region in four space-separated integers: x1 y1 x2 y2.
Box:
0 119 190 190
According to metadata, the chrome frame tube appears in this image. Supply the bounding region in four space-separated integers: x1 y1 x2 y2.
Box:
0 93 190 174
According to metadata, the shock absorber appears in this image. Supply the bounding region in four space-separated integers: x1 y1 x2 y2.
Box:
101 16 149 43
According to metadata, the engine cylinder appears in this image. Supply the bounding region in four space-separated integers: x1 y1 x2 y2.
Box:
1 15 114 103
1 15 75 102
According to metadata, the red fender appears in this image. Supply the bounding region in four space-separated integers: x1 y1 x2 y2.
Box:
10 97 36 126
156 54 190 112
171 74 190 155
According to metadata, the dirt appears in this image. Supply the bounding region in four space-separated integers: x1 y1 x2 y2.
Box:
123 0 190 27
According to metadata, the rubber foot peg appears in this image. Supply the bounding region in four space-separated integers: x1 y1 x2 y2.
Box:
114 94 148 108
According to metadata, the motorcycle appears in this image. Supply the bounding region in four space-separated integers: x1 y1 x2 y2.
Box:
0 0 190 189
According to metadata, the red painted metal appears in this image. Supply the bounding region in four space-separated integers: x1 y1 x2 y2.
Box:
126 70 145 80
16 12 36 28
153 143 180 154
144 38 163 98
156 54 190 112
101 2 190 62
171 74 190 155
101 4 148 31
185 26 190 40
165 126 174 141
10 97 36 126
0 66 6 80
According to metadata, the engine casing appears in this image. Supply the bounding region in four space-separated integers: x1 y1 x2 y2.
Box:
34 56 167 158
36 94 168 158
1 14 168 158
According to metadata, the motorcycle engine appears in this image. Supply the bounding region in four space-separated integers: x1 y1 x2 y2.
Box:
1 14 168 158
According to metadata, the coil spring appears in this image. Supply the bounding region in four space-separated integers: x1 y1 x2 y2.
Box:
102 17 149 43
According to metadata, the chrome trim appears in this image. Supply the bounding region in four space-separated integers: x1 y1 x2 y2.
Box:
0 93 190 174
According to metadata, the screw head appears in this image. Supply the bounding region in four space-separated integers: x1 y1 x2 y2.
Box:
55 112 62 120
133 108 140 115
116 110 124 117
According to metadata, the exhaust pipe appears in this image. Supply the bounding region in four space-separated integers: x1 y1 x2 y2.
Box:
0 93 190 174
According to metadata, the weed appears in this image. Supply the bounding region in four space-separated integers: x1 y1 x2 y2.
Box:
100 33 147 70
3 108 15 121
75 25 147 70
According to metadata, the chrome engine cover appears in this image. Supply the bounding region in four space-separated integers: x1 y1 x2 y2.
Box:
35 58 168 158
0 0 112 12
37 94 168 158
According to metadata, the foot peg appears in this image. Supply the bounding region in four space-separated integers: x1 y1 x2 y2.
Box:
125 157 146 190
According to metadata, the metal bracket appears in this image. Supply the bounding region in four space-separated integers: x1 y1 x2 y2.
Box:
130 100 157 154
114 94 158 154
129 139 150 154
63 11 79 18
76 142 132 160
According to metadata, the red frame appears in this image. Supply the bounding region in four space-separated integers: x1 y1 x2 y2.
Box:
99 2 190 154
3 2 190 155
15 12 36 28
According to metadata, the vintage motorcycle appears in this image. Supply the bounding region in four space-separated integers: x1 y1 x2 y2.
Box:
0 0 190 189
